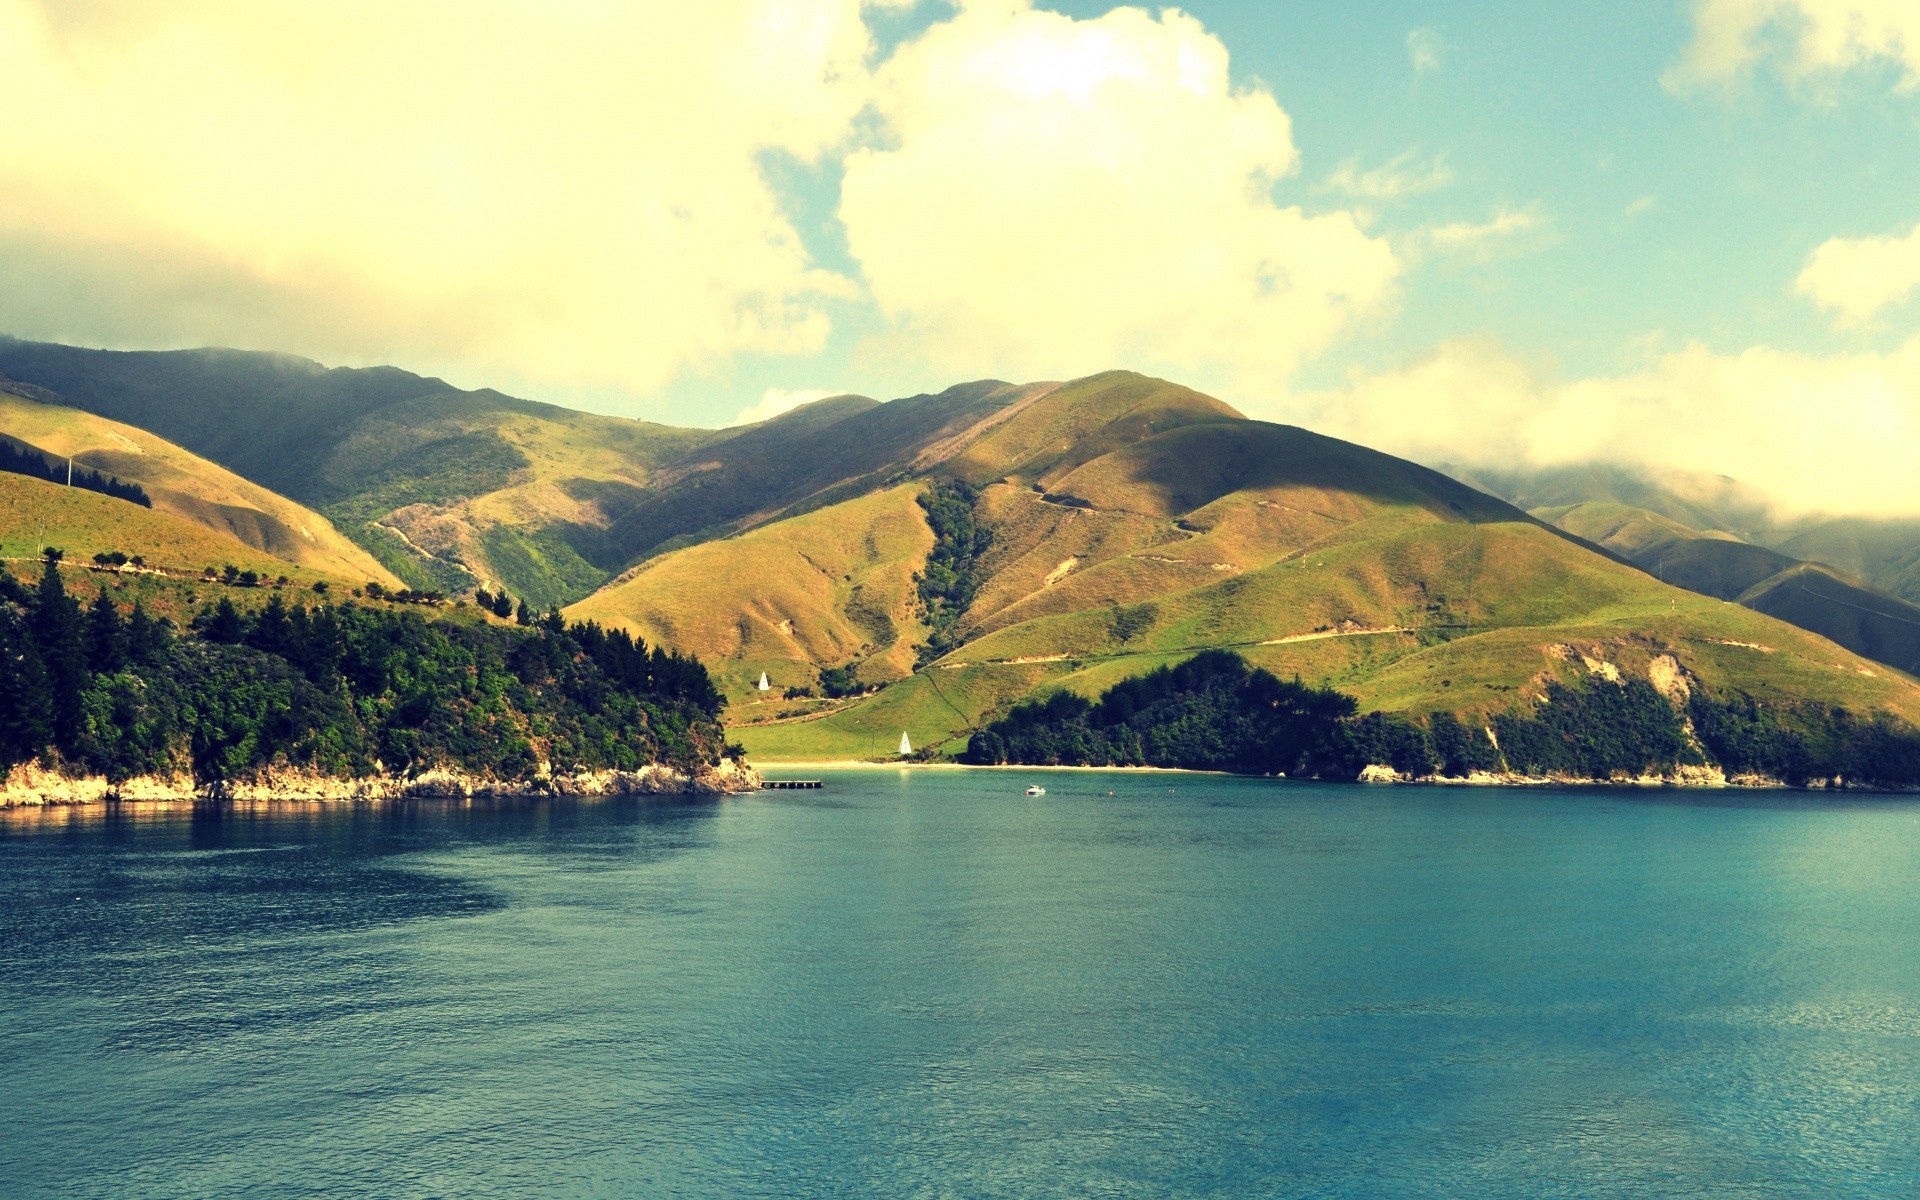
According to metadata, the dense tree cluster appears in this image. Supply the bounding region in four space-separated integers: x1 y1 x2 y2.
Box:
962 649 1920 788
1491 678 1699 778
915 480 991 666
1689 692 1920 788
962 650 1357 774
0 555 727 787
0 439 151 507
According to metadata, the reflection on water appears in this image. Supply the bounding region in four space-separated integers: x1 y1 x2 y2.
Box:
3 777 1920 1198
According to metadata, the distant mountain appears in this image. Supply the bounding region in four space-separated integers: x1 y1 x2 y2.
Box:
1461 461 1920 607
567 372 1920 761
1541 501 1920 677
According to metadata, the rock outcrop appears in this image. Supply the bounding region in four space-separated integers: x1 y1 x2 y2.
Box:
1 758 762 808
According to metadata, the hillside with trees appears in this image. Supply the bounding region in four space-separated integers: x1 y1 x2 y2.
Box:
0 552 736 796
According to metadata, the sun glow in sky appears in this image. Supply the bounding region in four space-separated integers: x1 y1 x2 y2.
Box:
1 0 1917 512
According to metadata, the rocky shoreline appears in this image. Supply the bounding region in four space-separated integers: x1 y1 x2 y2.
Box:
1354 763 1913 791
0 759 763 808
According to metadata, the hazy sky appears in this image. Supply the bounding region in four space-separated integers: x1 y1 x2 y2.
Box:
1 0 1916 513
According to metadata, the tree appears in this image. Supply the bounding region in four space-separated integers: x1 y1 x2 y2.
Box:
125 602 170 667
515 600 533 626
201 597 245 645
85 590 125 674
32 555 85 752
0 612 52 765
492 591 514 619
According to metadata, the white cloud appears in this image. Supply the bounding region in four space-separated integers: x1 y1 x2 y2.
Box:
0 0 873 391
1671 0 1920 87
1295 338 1920 516
1407 27 1444 75
1625 195 1658 217
1326 152 1454 200
1797 219 1920 323
731 387 837 426
837 1 1398 391
1423 206 1549 259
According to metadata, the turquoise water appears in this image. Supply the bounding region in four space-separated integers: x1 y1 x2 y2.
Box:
4 772 1920 1197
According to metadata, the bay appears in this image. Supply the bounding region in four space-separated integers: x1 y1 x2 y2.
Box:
4 770 1920 1197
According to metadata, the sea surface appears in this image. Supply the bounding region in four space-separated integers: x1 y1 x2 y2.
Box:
4 771 1920 1198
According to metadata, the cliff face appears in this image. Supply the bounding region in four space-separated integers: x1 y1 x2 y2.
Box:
0 758 761 807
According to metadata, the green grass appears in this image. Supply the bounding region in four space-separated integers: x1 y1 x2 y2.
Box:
0 391 399 584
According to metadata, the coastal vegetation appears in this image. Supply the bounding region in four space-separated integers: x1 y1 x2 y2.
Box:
962 649 1920 788
0 552 729 791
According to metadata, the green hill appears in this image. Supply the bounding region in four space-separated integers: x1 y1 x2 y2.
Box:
560 373 1920 761
0 340 1067 609
1537 501 1920 677
1462 461 1920 607
0 384 398 585
0 471 365 590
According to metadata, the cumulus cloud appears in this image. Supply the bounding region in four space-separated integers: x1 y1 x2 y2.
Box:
1671 0 1920 87
837 1 1398 391
1295 338 1920 516
1797 219 1920 323
1325 152 1454 200
0 0 873 391
730 387 838 427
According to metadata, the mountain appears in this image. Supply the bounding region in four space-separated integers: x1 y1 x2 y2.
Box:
0 382 396 583
565 373 1920 760
8 338 1916 765
0 339 1065 609
1461 461 1920 607
1541 501 1920 677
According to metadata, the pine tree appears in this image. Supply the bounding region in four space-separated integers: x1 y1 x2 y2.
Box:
493 591 515 619
125 601 170 667
202 597 245 644
85 589 125 673
0 613 53 766
515 600 533 626
32 555 86 753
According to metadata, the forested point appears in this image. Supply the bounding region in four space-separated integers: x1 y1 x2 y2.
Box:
962 649 1920 789
0 554 730 787
0 438 151 507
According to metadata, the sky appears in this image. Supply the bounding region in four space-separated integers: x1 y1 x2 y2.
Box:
1 0 1917 514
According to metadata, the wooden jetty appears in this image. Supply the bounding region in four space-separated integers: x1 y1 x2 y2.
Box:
761 779 823 790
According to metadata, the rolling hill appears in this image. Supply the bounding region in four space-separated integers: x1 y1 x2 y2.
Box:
0 383 397 584
1463 461 1920 607
0 471 360 587
1542 501 1920 677
0 338 1068 608
564 373 1920 760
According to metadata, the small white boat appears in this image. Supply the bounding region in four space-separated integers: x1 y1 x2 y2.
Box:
1025 785 1046 796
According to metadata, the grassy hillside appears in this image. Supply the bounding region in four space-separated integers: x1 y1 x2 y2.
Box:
552 372 1920 761
568 483 936 709
1464 461 1920 606
0 387 397 584
1539 501 1920 676
0 340 1069 609
1770 518 1920 607
0 471 363 600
